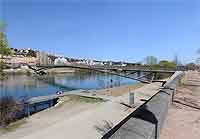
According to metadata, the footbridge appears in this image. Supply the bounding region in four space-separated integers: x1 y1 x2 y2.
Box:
34 64 175 74
27 64 176 84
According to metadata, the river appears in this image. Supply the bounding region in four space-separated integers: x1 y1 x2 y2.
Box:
0 72 138 100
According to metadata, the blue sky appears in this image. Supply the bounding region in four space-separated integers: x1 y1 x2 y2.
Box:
1 0 200 63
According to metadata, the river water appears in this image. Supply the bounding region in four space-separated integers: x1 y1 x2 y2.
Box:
0 72 137 100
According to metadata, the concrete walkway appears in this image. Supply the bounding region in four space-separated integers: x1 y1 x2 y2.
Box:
161 71 200 139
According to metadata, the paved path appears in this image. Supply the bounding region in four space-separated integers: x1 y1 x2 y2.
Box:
161 71 200 139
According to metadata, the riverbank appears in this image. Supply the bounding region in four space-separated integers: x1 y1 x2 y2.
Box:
2 67 77 75
90 83 144 97
0 81 162 139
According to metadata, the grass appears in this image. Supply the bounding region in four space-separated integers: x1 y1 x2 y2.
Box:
67 95 105 103
0 118 27 134
55 95 105 108
0 71 8 80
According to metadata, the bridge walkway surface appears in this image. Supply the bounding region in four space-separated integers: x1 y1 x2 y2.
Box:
35 64 176 74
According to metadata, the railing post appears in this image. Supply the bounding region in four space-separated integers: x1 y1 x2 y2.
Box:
27 103 30 118
129 92 135 106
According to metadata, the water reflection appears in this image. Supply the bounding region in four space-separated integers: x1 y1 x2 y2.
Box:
0 72 137 100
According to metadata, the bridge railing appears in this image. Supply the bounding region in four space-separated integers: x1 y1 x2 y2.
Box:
36 63 176 71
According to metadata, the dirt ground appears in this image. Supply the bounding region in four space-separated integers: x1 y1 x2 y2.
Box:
161 71 200 139
92 83 144 97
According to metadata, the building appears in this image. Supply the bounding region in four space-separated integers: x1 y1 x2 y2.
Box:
93 60 104 66
54 57 70 65
4 55 38 66
36 52 52 65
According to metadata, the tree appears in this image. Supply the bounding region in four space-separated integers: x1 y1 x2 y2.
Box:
0 96 23 127
159 60 176 70
145 56 157 65
197 48 200 54
0 22 11 75
26 49 36 57
196 49 200 65
0 32 11 58
186 63 196 71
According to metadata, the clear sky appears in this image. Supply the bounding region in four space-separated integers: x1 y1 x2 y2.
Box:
1 0 200 63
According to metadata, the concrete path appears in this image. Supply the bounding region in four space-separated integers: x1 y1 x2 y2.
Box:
161 71 200 139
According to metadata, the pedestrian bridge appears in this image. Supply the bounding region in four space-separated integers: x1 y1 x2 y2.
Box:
26 64 175 84
34 64 175 74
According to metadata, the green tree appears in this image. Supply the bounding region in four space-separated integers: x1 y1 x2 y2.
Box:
0 33 11 58
159 60 176 70
0 22 11 75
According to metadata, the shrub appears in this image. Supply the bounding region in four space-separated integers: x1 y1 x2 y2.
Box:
0 96 23 127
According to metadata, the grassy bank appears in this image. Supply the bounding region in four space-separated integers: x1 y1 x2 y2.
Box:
93 82 144 97
0 119 27 134
55 95 105 108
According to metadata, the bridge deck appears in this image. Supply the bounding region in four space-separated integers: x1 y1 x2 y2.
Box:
36 64 176 74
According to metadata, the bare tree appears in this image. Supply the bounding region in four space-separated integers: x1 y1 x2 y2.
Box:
197 48 200 54
0 96 23 127
196 49 200 65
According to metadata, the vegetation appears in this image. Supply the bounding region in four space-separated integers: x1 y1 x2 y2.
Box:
158 60 176 70
196 49 200 65
144 55 177 70
185 63 197 70
0 23 11 59
26 49 36 57
55 95 104 109
0 96 23 127
0 118 27 133
65 95 104 103
0 22 11 78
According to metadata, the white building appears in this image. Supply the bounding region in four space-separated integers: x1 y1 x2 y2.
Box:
94 61 104 66
54 57 70 65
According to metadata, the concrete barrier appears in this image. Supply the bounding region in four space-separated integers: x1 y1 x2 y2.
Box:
101 71 184 139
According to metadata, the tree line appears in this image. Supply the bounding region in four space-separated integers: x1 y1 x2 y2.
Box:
144 56 177 70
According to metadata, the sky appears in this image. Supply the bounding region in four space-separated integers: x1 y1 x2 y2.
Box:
1 0 200 64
